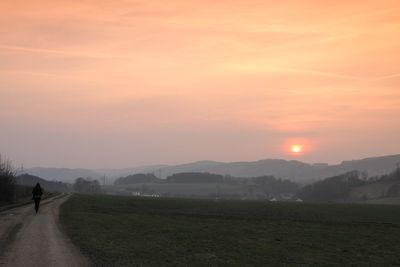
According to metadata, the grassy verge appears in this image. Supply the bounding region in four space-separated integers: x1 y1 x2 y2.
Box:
60 194 400 266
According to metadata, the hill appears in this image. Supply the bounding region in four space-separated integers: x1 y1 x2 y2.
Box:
25 154 400 183
298 168 400 202
16 174 70 192
25 167 102 182
154 155 400 183
97 165 168 178
298 171 365 202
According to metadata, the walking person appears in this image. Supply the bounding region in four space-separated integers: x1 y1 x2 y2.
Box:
32 183 43 213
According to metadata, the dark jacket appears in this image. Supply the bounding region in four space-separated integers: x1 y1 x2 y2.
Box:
32 185 43 200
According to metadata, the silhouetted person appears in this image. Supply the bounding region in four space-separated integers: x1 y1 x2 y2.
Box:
32 183 43 213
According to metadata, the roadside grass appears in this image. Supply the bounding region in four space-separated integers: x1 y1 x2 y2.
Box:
60 194 400 266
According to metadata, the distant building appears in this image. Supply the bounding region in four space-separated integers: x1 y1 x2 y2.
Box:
279 193 294 200
142 194 160 198
130 192 159 197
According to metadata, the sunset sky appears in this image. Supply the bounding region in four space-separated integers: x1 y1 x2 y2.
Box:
1 0 399 168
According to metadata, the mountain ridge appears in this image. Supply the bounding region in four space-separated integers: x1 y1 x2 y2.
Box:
25 154 400 183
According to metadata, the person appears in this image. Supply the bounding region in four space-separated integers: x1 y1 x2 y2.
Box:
32 183 43 213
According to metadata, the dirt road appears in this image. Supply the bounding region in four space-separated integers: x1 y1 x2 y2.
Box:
0 195 88 267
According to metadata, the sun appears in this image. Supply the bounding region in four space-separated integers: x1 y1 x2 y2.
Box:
291 145 303 154
282 138 311 157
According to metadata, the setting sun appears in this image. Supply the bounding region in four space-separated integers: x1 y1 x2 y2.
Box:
291 145 303 154
282 138 311 158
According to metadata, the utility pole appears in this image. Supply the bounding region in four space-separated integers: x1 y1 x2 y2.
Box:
19 164 24 184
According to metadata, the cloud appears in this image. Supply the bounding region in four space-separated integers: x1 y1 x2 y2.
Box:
0 44 122 58
224 64 362 80
373 73 400 81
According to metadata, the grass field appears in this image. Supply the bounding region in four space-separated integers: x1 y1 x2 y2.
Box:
363 197 400 205
60 194 400 266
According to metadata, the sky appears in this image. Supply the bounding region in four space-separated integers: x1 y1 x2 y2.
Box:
0 0 400 168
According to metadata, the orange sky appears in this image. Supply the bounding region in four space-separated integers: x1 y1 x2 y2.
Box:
0 0 399 168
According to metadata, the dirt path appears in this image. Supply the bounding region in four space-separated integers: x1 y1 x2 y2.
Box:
0 195 88 267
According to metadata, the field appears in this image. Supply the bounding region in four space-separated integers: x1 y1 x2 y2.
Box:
109 183 256 199
60 194 400 266
363 197 400 205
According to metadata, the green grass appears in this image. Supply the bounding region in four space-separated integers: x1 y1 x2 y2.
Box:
60 194 400 266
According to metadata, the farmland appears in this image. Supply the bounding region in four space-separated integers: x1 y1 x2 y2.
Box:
60 194 400 266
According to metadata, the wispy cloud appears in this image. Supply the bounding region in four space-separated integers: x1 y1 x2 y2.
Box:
224 64 362 80
372 73 400 81
0 44 123 58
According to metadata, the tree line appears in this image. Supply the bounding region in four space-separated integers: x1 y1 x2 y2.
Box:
114 172 299 194
73 177 101 193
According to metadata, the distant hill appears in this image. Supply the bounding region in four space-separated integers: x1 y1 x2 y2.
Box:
154 155 400 183
298 171 365 202
25 168 102 182
97 165 168 178
16 174 70 192
25 154 400 183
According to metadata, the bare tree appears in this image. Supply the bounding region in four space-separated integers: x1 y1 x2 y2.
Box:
73 178 101 193
0 154 16 202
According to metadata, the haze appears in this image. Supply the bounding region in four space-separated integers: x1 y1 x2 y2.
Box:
1 0 399 168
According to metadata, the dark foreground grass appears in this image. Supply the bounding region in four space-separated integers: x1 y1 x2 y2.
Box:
60 195 400 266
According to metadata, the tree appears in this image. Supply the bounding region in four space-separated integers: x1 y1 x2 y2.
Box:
0 154 15 202
166 172 224 183
73 178 101 193
114 173 161 185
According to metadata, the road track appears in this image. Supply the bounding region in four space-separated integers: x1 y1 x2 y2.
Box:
0 195 88 267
